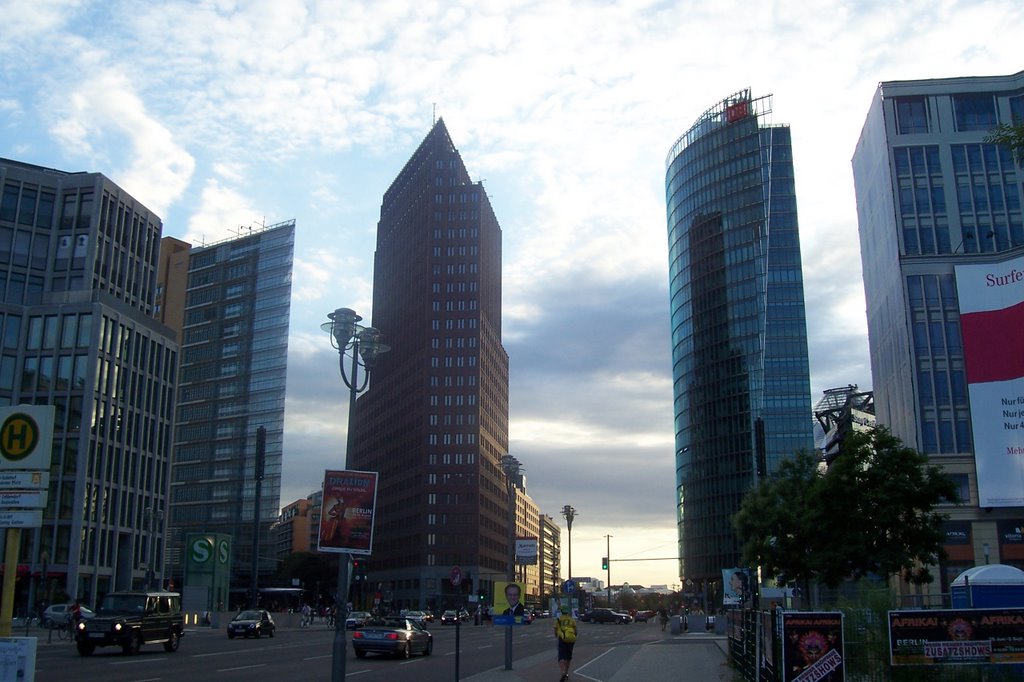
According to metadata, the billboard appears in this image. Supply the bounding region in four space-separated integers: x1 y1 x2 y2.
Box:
722 567 752 606
782 611 845 681
955 258 1024 507
889 608 1024 665
515 537 537 565
317 470 378 555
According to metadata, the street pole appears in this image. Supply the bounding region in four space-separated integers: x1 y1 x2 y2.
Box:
561 505 576 611
250 427 266 607
605 534 612 607
323 308 389 682
501 455 522 671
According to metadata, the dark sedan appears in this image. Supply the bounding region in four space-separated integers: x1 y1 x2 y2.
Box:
227 610 276 639
352 617 433 658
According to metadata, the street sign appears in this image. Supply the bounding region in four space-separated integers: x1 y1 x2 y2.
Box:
563 579 576 593
450 566 462 587
0 406 54 471
0 491 46 509
0 510 42 528
0 471 48 491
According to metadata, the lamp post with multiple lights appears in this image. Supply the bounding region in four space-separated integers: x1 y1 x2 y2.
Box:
560 505 576 590
322 307 389 682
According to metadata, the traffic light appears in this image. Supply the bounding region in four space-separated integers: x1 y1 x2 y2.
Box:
602 557 608 570
352 560 362 582
478 590 487 601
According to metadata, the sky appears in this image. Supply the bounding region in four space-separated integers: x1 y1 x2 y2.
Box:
1 0 1022 590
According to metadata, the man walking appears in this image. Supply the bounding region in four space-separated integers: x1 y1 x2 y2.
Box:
554 605 577 681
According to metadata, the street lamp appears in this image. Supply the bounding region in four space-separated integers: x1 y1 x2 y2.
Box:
560 505 576 590
322 307 389 682
500 454 523 671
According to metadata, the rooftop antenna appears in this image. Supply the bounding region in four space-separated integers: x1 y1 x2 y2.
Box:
433 103 436 125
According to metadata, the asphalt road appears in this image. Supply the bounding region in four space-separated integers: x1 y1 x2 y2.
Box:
32 618 654 682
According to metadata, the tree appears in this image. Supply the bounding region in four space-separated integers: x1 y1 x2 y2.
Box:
985 121 1024 164
734 428 959 592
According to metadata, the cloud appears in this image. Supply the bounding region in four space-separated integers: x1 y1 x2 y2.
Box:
48 68 195 217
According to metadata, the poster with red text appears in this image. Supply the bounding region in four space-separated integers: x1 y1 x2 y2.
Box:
955 257 1024 507
317 469 378 555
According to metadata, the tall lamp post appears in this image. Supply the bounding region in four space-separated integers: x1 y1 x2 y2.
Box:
501 454 523 671
560 505 576 591
322 307 389 682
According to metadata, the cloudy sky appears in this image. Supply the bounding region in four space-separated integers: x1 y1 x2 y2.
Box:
2 0 1022 588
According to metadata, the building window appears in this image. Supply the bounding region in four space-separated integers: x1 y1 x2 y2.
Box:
895 97 929 134
953 93 997 131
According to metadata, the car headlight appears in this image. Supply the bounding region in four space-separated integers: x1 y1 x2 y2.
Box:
114 623 122 632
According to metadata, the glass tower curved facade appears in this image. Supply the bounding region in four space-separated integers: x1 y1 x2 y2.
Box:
664 90 813 586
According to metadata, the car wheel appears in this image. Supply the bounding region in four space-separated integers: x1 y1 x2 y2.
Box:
354 648 366 659
228 632 235 639
424 639 433 656
76 642 95 657
123 630 142 655
399 642 411 659
255 628 261 639
269 627 275 638
164 631 180 652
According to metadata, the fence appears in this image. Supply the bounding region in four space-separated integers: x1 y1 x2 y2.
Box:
728 604 1024 681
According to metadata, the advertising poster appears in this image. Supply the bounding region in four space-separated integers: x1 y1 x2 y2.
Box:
781 612 845 682
317 469 378 555
723 567 752 606
955 258 1024 507
515 537 538 565
493 581 527 624
760 609 776 678
888 608 1024 665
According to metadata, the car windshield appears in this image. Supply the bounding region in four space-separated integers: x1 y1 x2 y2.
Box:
348 612 369 619
235 610 261 620
98 595 146 615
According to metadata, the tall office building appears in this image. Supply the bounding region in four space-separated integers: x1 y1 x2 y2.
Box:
853 71 1024 595
0 158 178 606
664 91 814 589
348 119 511 611
164 221 294 598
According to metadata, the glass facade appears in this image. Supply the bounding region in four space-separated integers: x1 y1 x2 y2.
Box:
853 70 1024 590
664 91 813 583
168 221 293 590
0 158 178 606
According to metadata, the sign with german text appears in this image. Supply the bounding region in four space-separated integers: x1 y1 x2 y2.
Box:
889 608 1024 665
782 612 845 681
956 257 1024 506
317 470 378 555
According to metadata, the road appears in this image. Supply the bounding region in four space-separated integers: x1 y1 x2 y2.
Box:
30 618 727 682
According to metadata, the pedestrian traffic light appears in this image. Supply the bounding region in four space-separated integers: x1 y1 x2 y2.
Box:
478 590 486 601
352 560 362 582
602 557 608 570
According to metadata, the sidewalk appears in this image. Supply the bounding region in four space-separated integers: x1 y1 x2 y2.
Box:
463 628 732 682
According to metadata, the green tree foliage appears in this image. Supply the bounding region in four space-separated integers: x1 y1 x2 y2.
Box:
733 429 959 590
985 121 1024 164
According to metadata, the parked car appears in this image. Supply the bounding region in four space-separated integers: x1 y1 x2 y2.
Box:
75 590 184 656
352 617 433 658
440 610 460 625
227 609 276 639
581 607 632 624
345 611 372 630
42 603 95 628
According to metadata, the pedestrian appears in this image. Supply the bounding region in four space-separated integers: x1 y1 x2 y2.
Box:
554 604 577 681
301 603 311 628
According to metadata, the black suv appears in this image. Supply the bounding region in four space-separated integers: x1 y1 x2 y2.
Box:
75 590 184 656
582 608 632 624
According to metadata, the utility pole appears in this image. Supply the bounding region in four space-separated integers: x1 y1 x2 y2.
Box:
605 535 612 607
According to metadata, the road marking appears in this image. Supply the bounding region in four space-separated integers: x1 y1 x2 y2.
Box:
218 664 266 672
109 658 168 666
304 654 332 660
574 646 618 682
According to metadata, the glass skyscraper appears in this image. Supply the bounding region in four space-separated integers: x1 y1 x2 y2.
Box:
664 91 813 587
853 71 1024 595
165 221 294 597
